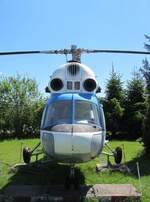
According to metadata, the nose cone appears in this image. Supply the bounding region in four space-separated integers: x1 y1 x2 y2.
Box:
41 124 103 163
41 131 92 163
71 133 93 162
53 132 93 163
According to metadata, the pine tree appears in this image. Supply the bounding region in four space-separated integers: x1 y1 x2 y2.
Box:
105 68 124 103
124 71 146 139
140 59 150 152
103 68 125 136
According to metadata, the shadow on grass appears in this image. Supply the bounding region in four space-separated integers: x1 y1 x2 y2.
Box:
127 151 150 177
1 159 85 190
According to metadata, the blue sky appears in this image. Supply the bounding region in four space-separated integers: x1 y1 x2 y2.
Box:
0 0 150 95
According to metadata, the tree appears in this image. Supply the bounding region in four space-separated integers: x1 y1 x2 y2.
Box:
0 75 45 138
142 35 150 95
124 72 146 139
103 68 125 136
144 34 150 53
104 98 124 136
105 68 124 103
140 58 150 152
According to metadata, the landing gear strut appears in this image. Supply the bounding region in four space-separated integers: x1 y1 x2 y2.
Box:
96 143 123 172
23 142 41 164
65 165 79 189
104 143 123 164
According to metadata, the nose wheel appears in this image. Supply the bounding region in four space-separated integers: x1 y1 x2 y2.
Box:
65 166 79 189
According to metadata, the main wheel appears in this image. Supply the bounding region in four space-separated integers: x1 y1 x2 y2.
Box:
114 146 122 164
23 147 31 163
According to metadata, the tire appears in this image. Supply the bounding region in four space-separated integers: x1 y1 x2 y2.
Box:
114 146 122 164
23 147 31 163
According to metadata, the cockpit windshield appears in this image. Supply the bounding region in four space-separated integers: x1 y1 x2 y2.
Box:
75 100 100 126
43 100 72 129
42 99 101 129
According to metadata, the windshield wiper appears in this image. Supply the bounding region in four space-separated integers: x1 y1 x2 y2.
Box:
42 125 57 131
88 122 102 129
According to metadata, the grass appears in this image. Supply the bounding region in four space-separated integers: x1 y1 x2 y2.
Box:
0 139 150 201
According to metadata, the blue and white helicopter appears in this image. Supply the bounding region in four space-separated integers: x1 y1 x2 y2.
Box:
41 55 105 164
23 46 122 187
1 45 150 187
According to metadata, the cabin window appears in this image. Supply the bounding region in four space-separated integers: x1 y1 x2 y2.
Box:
75 101 100 126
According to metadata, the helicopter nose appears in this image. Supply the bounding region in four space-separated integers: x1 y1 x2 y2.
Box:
72 133 92 154
41 132 55 156
41 129 103 163
54 132 93 162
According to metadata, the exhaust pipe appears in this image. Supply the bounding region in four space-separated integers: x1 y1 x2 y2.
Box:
83 78 96 92
50 78 63 91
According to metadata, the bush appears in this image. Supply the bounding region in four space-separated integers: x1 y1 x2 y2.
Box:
0 75 45 139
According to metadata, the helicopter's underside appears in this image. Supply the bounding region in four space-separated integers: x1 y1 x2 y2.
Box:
40 124 105 163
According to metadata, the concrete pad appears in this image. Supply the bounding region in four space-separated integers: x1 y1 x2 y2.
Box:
85 184 141 201
0 184 141 202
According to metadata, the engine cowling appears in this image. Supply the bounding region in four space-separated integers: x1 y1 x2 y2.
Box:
48 62 100 93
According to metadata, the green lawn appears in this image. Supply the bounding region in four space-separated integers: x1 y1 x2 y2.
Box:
0 139 150 201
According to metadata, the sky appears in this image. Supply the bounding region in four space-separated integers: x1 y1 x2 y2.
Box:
0 0 150 96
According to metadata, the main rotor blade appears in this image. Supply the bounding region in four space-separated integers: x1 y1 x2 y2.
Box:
83 49 150 55
0 48 150 56
0 50 41 55
0 49 70 56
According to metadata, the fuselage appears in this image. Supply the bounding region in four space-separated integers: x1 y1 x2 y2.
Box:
40 93 106 163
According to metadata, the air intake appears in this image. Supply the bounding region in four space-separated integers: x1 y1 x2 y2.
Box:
50 78 63 91
83 79 96 92
67 64 80 76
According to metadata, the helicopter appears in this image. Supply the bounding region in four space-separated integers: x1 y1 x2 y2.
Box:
1 45 150 188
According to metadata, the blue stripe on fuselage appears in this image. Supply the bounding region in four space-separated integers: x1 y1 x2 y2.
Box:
46 93 99 105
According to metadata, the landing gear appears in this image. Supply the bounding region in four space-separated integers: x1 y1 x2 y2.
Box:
96 143 123 172
114 146 122 164
103 143 123 165
23 147 31 163
22 142 42 164
65 166 79 190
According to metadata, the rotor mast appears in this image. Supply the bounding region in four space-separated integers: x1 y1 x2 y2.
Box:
70 45 81 63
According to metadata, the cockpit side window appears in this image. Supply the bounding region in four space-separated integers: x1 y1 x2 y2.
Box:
98 106 106 130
